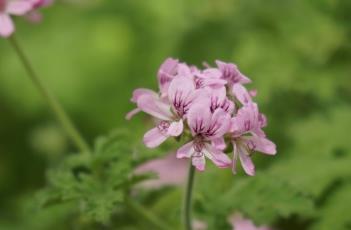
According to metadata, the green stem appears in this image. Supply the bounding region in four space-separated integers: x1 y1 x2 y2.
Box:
125 196 170 230
183 162 195 230
8 35 90 153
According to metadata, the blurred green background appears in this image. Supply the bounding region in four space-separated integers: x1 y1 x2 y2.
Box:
0 0 350 229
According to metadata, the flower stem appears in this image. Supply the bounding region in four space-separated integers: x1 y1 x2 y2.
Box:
8 35 91 154
183 162 196 230
125 196 170 230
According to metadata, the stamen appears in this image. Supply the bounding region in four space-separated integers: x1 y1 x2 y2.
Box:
157 121 170 135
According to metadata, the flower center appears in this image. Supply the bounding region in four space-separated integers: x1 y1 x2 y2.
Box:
195 78 204 89
0 0 6 12
193 136 205 153
157 121 170 135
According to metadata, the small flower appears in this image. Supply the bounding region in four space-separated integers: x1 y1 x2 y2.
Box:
216 60 253 105
176 101 232 171
230 103 276 176
0 0 32 37
125 88 159 120
136 76 198 148
216 60 251 86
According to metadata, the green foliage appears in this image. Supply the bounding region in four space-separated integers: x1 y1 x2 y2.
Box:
36 130 158 224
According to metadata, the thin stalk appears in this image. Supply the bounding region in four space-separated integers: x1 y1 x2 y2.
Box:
183 162 195 230
125 196 170 230
8 35 90 153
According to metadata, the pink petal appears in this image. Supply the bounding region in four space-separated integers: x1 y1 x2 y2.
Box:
221 98 235 114
168 75 195 117
157 58 179 95
187 101 212 135
177 141 194 159
0 13 14 37
143 127 169 148
125 108 141 120
196 68 227 88
167 120 183 136
231 103 258 134
204 144 231 168
6 1 32 15
246 136 277 155
192 155 206 171
212 137 226 150
200 68 222 79
177 63 193 78
232 142 239 174
216 60 252 84
209 86 226 110
238 145 255 176
258 113 267 128
131 88 158 103
208 108 231 138
137 94 173 121
232 83 252 105
134 153 188 189
201 77 227 88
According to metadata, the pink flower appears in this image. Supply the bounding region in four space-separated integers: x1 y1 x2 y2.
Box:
229 214 273 230
126 88 159 120
216 60 251 86
216 60 253 105
136 76 198 148
176 101 232 171
230 103 276 176
0 0 32 37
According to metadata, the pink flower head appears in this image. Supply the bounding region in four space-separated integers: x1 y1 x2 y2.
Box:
128 58 276 175
0 0 32 37
176 101 232 171
230 103 276 176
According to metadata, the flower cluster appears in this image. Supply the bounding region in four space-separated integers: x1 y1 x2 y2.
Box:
128 58 276 175
0 0 52 37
